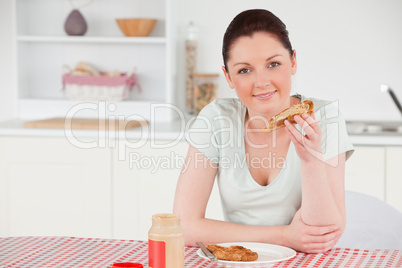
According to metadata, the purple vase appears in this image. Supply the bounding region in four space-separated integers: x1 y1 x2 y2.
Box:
64 9 87 36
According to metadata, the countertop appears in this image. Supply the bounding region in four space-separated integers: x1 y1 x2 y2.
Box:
348 135 402 146
1 118 402 146
0 118 187 141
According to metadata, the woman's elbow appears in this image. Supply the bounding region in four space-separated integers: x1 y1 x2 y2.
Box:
339 215 346 232
173 210 197 247
181 220 199 247
328 217 346 232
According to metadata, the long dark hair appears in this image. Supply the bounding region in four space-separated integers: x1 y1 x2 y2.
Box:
222 9 293 71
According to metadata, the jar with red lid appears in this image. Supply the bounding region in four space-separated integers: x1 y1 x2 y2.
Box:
148 214 184 268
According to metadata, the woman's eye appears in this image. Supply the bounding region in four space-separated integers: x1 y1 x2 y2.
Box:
238 68 250 74
269 62 280 68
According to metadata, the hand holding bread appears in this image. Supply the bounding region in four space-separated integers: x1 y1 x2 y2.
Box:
262 100 314 133
281 100 324 162
263 100 323 162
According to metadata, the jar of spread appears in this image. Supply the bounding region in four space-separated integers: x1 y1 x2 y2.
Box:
192 73 218 115
148 214 184 268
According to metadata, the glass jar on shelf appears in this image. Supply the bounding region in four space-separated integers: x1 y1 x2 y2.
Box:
193 73 218 115
185 21 198 114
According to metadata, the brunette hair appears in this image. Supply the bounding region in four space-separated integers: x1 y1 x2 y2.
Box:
222 9 293 71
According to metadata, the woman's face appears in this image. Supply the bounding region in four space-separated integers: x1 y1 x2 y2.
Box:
223 32 297 119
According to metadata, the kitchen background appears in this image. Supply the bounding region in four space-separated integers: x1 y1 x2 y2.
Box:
0 0 402 121
0 0 401 240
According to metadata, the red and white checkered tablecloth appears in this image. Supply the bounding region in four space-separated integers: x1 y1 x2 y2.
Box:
0 236 401 268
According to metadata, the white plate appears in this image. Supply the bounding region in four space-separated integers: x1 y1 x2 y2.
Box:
197 242 296 267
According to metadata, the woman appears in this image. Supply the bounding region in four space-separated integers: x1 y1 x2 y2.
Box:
173 9 354 253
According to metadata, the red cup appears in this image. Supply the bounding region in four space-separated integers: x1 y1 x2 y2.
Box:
112 263 143 268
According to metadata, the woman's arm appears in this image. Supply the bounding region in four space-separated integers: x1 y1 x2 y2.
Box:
298 153 346 230
173 144 342 252
285 113 346 230
300 153 346 228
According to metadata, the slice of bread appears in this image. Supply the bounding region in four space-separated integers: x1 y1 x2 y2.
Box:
262 100 314 133
206 244 258 262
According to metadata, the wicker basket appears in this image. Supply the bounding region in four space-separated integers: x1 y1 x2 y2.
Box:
62 70 139 101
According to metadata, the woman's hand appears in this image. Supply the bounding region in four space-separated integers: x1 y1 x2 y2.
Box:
282 209 342 253
284 113 323 162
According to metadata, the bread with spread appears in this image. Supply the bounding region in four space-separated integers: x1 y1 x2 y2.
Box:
206 244 258 262
262 100 314 133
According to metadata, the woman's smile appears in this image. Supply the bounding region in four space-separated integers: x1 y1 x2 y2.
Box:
253 90 277 100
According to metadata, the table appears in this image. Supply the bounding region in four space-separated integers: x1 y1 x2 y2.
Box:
0 236 401 267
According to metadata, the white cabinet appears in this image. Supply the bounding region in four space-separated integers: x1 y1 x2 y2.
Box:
0 136 223 240
345 146 386 201
113 140 189 240
13 0 177 121
385 147 402 212
112 139 224 241
345 145 402 213
0 136 112 238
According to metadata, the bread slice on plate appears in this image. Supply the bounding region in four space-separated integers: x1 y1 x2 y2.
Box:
206 244 258 262
262 100 314 133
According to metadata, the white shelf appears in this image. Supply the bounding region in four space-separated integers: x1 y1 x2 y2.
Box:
13 0 177 122
18 98 153 104
18 98 159 106
17 35 166 44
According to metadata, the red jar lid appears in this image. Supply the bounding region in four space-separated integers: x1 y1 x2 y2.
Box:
112 263 143 268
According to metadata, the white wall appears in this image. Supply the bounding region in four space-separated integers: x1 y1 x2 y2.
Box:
0 0 17 121
176 0 402 121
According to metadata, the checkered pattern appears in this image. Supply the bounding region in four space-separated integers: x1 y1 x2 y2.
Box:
0 236 401 268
